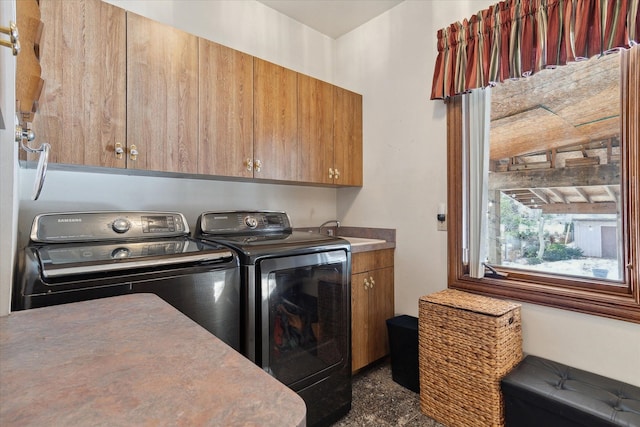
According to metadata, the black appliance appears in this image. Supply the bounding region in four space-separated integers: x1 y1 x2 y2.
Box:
13 211 241 351
195 210 352 427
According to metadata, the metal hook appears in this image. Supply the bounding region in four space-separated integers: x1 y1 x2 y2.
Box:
15 122 50 200
15 124 44 153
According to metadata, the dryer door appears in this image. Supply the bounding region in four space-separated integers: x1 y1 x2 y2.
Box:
257 249 350 389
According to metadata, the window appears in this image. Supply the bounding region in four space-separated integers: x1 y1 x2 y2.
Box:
488 53 623 283
446 46 640 323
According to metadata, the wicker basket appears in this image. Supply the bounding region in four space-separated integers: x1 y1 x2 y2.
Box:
418 289 522 427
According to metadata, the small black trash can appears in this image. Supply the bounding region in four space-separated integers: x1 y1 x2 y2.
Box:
386 315 419 392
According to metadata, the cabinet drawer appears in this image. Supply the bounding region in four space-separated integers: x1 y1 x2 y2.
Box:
352 249 394 274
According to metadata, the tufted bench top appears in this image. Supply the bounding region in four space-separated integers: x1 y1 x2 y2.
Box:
501 355 640 427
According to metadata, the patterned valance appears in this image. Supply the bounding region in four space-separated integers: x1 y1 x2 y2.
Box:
431 0 639 99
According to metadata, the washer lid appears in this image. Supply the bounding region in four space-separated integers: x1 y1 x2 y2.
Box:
202 231 350 263
35 238 235 278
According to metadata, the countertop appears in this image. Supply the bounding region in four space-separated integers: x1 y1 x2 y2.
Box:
337 226 395 253
0 294 306 427
295 226 396 253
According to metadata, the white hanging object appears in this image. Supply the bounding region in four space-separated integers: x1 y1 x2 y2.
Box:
15 117 50 200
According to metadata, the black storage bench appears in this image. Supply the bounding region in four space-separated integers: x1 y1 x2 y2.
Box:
501 355 640 427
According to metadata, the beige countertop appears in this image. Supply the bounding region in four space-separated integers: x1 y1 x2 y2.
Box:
295 226 396 253
0 294 306 427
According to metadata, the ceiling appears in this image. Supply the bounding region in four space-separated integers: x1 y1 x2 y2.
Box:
490 53 622 215
257 0 404 39
490 53 620 161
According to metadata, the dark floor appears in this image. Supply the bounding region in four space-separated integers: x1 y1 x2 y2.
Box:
330 361 446 427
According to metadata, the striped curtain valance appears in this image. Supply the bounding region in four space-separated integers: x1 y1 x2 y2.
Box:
431 0 639 99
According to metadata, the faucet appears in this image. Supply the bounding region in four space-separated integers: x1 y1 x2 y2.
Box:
319 220 340 236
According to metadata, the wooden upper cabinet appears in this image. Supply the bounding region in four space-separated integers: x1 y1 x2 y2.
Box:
298 74 334 184
126 13 198 173
199 39 254 178
253 58 298 181
334 87 363 186
32 0 126 167
16 0 43 124
27 1 361 185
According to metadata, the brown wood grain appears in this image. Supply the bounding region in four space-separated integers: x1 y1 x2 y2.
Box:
127 13 198 173
297 74 334 184
350 271 370 372
334 86 363 186
16 0 42 120
351 249 395 372
28 1 362 187
367 266 394 363
352 249 394 273
198 39 253 178
624 45 639 306
490 53 620 161
33 0 126 167
253 58 298 181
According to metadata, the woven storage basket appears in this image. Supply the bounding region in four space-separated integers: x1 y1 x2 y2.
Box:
418 289 522 427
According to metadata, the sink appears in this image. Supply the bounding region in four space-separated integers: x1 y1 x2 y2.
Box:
340 236 386 247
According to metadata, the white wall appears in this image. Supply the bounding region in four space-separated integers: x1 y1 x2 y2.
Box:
335 0 640 386
0 0 18 316
104 0 335 81
17 169 337 241
8 0 640 387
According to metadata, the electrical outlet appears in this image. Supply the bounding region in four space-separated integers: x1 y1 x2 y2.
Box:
437 219 447 231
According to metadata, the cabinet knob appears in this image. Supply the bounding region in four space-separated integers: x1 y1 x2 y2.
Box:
15 125 35 143
369 276 375 288
0 21 20 55
0 21 19 43
254 159 262 172
363 277 370 290
329 168 334 179
129 144 138 161
334 168 340 180
115 142 124 159
245 158 253 171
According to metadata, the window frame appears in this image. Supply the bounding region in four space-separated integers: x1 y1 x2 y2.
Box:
445 50 640 324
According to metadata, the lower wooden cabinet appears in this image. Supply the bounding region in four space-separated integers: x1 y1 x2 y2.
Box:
351 249 394 372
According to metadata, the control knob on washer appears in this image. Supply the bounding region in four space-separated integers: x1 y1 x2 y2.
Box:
112 218 131 234
244 216 258 229
111 247 131 259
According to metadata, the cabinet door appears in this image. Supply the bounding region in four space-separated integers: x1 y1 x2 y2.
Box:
199 39 253 178
334 86 363 186
253 58 298 181
351 271 370 372
127 13 198 173
351 249 395 372
32 0 126 167
368 266 395 364
298 74 334 184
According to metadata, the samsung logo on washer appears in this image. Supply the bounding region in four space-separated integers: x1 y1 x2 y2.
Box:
57 218 82 223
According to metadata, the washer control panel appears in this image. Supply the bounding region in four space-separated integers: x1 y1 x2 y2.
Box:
30 211 189 243
112 218 131 234
198 211 292 235
244 216 259 229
